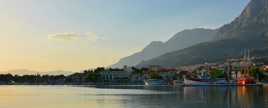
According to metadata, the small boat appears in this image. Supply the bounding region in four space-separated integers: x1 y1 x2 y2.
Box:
171 80 184 86
184 77 259 86
237 76 256 85
183 77 214 86
144 79 168 86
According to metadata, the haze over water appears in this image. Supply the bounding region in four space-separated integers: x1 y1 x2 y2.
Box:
0 86 266 108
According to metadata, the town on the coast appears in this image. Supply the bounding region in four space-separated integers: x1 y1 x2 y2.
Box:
95 51 268 86
1 51 268 86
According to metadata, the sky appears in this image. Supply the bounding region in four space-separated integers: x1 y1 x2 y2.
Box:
0 0 249 73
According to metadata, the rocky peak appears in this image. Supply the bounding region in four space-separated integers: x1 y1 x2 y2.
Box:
217 0 268 39
238 0 268 23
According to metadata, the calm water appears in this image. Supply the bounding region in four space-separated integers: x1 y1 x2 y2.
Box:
0 85 267 108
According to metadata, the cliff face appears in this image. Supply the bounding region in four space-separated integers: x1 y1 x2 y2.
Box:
217 0 268 39
241 0 268 17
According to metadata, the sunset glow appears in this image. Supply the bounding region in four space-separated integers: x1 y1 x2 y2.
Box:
0 0 248 73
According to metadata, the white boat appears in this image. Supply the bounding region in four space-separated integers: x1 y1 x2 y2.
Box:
172 80 184 86
184 78 260 86
183 78 214 86
144 79 168 86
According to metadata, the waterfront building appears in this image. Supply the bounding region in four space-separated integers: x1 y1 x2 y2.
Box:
145 66 178 80
99 66 133 82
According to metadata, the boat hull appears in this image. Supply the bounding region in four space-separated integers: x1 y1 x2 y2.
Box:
184 78 213 86
183 78 260 86
144 79 168 86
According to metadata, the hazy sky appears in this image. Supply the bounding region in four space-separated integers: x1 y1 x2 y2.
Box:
0 0 249 72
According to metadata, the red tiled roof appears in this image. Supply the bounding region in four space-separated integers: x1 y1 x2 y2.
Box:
158 68 177 72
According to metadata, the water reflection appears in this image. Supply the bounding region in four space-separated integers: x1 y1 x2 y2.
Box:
182 86 266 108
0 85 266 108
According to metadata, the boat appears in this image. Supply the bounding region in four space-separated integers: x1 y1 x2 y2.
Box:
183 77 214 86
171 80 184 86
183 77 260 86
237 76 256 85
144 79 168 86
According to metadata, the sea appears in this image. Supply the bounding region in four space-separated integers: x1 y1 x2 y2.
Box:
0 85 267 108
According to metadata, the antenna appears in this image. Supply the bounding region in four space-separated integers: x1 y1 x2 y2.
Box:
248 49 250 61
243 49 246 61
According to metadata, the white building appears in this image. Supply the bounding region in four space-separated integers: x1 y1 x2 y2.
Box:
99 67 133 82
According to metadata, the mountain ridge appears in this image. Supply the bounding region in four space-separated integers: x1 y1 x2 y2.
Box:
111 28 216 68
137 0 268 67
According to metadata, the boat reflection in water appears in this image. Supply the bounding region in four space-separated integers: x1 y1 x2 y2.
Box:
182 86 265 108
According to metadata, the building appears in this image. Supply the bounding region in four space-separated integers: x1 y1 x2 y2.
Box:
99 67 133 82
145 66 178 80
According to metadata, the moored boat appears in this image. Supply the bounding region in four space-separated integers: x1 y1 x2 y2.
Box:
183 77 214 86
144 79 168 86
237 76 256 85
183 77 260 86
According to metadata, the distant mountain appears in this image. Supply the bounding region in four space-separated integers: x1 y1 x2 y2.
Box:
111 28 216 68
0 69 72 75
1 69 39 75
138 0 268 67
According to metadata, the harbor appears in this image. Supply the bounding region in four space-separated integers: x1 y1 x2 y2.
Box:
135 51 268 87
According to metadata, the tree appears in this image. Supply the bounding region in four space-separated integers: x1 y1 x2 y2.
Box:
250 67 261 79
210 69 224 79
149 71 162 79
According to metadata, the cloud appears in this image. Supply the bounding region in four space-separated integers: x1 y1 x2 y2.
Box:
48 32 99 42
84 32 98 42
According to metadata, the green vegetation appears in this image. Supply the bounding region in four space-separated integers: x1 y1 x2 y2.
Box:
148 71 162 79
250 67 260 78
210 69 225 79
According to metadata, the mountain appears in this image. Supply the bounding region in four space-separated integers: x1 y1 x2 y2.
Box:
1 69 39 75
138 37 268 67
217 0 268 40
0 69 72 75
111 28 216 68
138 0 268 67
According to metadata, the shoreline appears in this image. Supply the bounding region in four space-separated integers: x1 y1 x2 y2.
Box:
0 83 264 87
